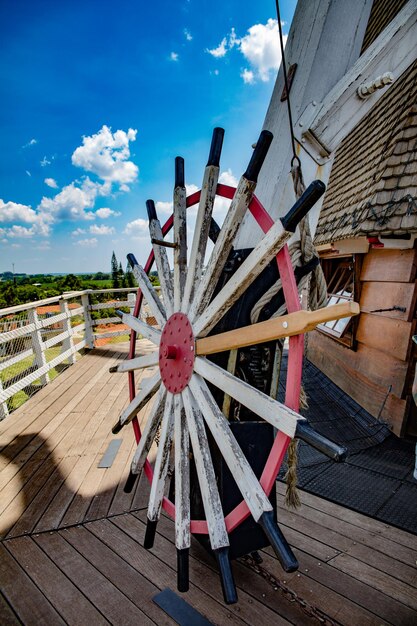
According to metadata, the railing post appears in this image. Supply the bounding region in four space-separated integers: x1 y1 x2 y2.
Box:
0 378 9 420
27 308 49 387
81 292 95 349
60 300 76 364
128 292 136 315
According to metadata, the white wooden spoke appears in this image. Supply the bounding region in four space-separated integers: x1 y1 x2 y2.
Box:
173 185 187 312
193 220 290 338
131 262 167 327
174 393 190 550
182 386 229 551
189 374 273 522
193 356 302 438
130 386 167 474
149 218 174 317
147 392 175 521
111 351 159 374
188 176 256 323
119 370 161 428
181 165 219 314
121 311 161 346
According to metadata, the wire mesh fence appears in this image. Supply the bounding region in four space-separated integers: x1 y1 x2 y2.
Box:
0 288 139 419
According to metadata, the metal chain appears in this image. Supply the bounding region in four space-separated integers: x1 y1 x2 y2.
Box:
240 554 340 626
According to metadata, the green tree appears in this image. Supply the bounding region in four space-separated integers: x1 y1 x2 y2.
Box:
125 263 136 288
111 251 119 288
58 274 83 291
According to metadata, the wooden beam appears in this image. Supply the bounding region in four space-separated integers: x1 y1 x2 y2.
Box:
196 301 359 355
130 386 167 475
193 356 302 438
189 374 273 522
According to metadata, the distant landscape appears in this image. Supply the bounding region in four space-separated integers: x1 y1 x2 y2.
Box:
0 252 159 309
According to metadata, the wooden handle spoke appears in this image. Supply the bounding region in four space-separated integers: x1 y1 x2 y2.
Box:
189 374 273 522
120 311 161 346
196 301 360 355
194 356 302 438
130 386 167 474
130 262 167 328
147 393 175 522
110 350 159 374
182 385 229 551
174 394 190 551
119 370 161 428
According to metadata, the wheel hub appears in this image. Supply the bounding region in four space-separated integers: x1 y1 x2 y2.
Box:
159 312 195 393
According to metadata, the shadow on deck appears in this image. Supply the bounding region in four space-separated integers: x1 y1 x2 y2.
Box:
0 343 416 625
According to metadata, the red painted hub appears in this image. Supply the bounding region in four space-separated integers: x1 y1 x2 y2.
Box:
159 313 195 393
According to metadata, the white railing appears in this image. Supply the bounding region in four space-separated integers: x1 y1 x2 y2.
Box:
0 287 145 419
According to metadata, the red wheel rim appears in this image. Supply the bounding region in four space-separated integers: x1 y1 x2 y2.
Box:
128 184 303 534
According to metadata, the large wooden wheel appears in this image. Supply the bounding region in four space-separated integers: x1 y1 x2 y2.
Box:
111 129 358 604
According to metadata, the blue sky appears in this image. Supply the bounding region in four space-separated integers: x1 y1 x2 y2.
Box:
0 0 296 275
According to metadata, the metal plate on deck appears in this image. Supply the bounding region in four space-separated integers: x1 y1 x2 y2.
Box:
153 588 214 626
98 439 122 468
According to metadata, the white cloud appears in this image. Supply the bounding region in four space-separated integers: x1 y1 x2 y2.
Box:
11 243 21 248
71 228 86 236
170 52 179 61
89 224 115 235
184 29 192 41
0 200 38 224
23 138 37 148
207 37 228 58
7 225 36 238
241 68 255 84
38 177 103 222
26 170 32 177
208 20 282 83
44 177 58 189
74 237 98 247
95 207 121 219
124 218 148 237
71 125 138 189
239 19 281 82
40 156 51 167
219 169 238 186
155 200 174 216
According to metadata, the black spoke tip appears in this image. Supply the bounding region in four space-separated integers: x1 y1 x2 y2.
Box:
243 129 273 182
109 365 118 373
295 421 347 462
115 309 124 319
144 518 158 549
146 199 157 222
175 156 185 188
207 127 225 167
258 511 299 573
214 547 238 605
112 421 123 434
127 253 138 269
281 179 326 232
177 548 190 593
124 470 139 493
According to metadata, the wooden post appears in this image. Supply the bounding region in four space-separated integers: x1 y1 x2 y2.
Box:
60 300 76 365
81 292 95 349
27 308 49 386
0 379 9 420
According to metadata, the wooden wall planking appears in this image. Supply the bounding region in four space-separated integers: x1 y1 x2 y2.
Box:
360 280 417 322
360 248 417 282
356 313 415 361
308 331 407 435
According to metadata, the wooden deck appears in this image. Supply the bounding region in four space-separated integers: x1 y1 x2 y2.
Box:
1 343 416 625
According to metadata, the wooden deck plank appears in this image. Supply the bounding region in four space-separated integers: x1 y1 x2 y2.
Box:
92 515 257 626
33 530 154 626
0 593 20 626
0 543 65 625
59 524 177 625
133 509 309 625
5 536 108 625
277 482 417 551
